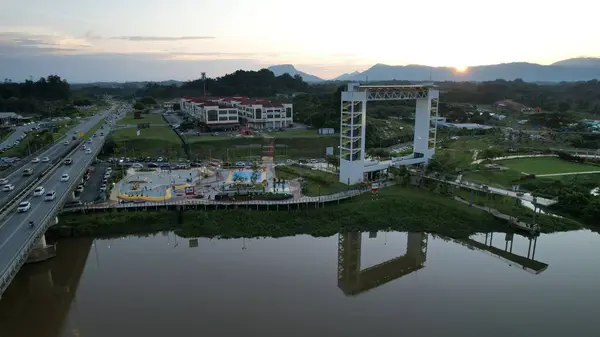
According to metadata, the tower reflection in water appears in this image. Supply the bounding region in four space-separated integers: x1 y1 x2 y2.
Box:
337 232 428 296
337 231 549 296
0 238 93 337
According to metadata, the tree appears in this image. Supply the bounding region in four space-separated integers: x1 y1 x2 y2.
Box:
133 102 145 110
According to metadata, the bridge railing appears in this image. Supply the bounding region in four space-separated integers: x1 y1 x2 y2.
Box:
0 132 107 298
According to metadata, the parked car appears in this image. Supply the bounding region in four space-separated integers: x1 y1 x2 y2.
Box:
33 186 45 196
99 184 107 192
17 201 31 212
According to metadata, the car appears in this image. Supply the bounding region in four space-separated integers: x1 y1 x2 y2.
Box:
63 141 69 145
2 184 15 192
41 157 50 163
64 158 73 165
31 157 40 163
17 201 31 212
75 185 84 193
33 186 45 196
85 149 92 154
104 172 111 179
44 190 56 201
0 178 8 185
60 173 70 182
81 145 87 151
87 139 92 143
99 184 107 192
22 168 33 176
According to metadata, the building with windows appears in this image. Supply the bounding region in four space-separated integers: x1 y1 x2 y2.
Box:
180 96 293 131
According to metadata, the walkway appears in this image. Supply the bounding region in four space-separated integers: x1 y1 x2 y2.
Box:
535 170 600 177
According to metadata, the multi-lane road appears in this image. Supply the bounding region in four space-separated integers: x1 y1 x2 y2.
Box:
0 106 124 296
0 124 38 150
0 114 108 209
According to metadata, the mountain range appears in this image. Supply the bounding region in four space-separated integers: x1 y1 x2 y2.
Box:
268 57 600 83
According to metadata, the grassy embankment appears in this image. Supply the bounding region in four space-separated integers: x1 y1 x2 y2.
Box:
53 185 512 239
275 165 350 196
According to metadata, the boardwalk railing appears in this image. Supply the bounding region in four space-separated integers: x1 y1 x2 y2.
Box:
62 188 368 212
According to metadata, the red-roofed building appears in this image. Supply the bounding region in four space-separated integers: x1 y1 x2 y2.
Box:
181 96 293 131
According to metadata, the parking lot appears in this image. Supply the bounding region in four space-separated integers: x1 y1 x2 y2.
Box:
77 162 111 203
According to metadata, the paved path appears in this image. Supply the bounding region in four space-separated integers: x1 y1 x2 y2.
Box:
535 170 600 177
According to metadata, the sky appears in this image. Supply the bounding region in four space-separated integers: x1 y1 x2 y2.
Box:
0 0 598 82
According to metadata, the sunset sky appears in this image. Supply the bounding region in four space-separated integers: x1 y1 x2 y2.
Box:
0 0 598 82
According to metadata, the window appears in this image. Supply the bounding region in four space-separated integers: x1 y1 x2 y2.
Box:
228 116 237 120
219 110 228 115
267 115 273 119
255 109 262 119
286 107 292 118
219 116 228 121
207 110 218 121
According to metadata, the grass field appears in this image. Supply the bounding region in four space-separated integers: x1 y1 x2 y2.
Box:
188 134 339 161
116 113 167 125
109 127 185 159
275 165 352 196
500 157 600 175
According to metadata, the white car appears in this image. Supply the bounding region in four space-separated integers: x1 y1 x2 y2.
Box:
2 184 15 192
17 201 31 213
31 157 40 163
41 157 50 163
76 185 84 193
45 190 56 201
0 178 8 185
33 186 45 196
85 149 92 154
63 141 69 145
99 184 107 192
60 173 70 182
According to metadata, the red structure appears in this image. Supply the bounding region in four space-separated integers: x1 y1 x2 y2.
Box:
134 111 141 119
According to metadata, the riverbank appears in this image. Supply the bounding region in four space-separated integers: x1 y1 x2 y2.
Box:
52 185 584 239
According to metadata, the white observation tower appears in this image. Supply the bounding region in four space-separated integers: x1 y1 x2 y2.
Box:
339 83 440 185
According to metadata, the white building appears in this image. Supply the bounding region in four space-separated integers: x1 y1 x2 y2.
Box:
181 96 293 131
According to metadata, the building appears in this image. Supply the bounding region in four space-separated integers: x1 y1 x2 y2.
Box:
180 96 293 131
0 112 25 126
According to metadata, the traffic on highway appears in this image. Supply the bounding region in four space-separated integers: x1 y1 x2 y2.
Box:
0 103 128 298
0 114 108 211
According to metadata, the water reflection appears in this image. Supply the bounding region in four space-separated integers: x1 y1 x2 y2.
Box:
440 232 549 274
0 238 93 337
337 232 428 296
337 231 549 296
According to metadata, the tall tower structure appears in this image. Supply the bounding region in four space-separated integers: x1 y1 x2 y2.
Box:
339 83 440 185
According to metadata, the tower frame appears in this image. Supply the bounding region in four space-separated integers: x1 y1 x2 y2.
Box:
339 83 440 185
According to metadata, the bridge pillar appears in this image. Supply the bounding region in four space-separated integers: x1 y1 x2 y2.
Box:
26 234 57 264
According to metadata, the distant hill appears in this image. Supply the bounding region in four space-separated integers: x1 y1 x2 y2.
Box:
552 57 600 68
267 64 323 82
71 80 184 88
333 71 361 81
338 60 600 82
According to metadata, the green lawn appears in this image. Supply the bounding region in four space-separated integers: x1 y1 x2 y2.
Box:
116 113 167 125
500 157 600 175
275 165 349 196
463 169 525 187
109 127 185 159
188 135 339 161
268 129 337 138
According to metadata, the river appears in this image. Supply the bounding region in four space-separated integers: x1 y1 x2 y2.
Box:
1 230 599 337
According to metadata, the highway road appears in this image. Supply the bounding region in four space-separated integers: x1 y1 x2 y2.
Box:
0 113 109 208
0 105 127 297
0 124 37 150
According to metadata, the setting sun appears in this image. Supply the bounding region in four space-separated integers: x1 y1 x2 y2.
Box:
455 65 469 72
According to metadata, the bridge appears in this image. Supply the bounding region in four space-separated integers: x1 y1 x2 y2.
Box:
0 106 124 299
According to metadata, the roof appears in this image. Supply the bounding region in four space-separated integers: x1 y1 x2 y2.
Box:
0 112 19 119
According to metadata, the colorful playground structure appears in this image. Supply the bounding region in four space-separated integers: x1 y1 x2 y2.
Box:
117 169 201 201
